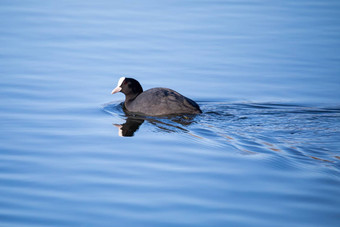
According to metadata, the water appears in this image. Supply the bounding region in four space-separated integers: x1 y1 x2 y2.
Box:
1 0 340 226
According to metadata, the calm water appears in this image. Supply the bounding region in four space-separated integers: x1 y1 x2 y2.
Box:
1 0 340 226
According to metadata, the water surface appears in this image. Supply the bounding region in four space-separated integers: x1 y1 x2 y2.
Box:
1 0 340 226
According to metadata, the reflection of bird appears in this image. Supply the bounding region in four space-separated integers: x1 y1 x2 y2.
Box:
113 118 144 137
112 113 200 137
111 77 202 116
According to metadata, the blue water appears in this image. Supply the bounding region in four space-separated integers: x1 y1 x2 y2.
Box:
1 0 340 226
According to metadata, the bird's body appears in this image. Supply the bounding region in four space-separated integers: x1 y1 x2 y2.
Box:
111 77 202 116
125 87 201 116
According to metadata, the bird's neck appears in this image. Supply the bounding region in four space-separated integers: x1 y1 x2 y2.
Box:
124 93 140 108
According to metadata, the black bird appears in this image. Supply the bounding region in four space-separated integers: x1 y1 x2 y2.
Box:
111 77 202 116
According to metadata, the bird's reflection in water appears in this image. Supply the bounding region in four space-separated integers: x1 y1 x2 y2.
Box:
114 117 144 137
113 114 198 137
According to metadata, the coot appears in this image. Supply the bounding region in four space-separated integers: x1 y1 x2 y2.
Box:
111 77 202 116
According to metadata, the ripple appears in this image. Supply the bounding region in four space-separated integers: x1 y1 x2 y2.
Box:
103 101 340 171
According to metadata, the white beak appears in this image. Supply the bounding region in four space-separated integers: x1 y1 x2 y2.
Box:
111 86 122 94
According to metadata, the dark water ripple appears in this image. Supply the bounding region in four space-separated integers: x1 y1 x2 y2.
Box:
104 101 340 171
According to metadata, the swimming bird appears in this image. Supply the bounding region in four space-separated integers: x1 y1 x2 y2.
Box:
111 77 202 116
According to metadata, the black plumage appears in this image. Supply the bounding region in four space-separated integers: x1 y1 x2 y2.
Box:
112 77 202 116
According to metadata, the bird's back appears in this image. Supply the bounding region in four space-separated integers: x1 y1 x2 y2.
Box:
125 88 202 116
